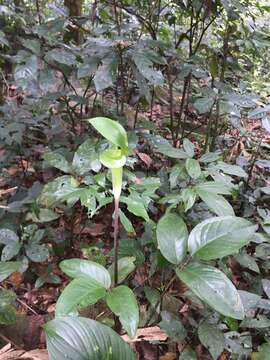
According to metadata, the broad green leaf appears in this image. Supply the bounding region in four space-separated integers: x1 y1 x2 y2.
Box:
94 63 117 92
106 285 139 338
240 315 270 329
215 161 247 178
72 139 101 175
133 51 164 85
181 188 197 211
200 152 220 163
235 253 260 273
157 144 189 159
43 151 71 173
1 242 21 261
55 278 106 317
195 182 232 195
194 97 215 114
185 159 201 179
188 216 256 260
45 48 76 66
87 117 128 153
100 149 126 169
159 311 187 342
29 208 59 223
108 257 136 285
183 138 195 158
176 262 244 319
198 322 225 360
156 213 188 264
25 244 49 262
38 176 80 207
119 209 135 234
60 259 111 289
121 197 149 222
0 229 19 245
196 189 234 216
45 316 136 360
0 261 22 282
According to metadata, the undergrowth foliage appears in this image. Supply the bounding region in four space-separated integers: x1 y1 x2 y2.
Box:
0 0 270 359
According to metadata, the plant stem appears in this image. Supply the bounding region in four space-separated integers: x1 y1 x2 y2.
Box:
113 196 120 286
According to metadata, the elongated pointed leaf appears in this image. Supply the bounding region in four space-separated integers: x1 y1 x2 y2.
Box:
45 316 136 360
188 216 257 260
108 257 136 285
106 285 139 338
176 262 244 319
87 117 128 153
185 159 201 179
196 189 234 216
0 261 22 282
55 278 106 317
157 213 188 264
195 182 232 195
60 259 111 289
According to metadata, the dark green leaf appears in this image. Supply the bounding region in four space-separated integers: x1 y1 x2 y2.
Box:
196 189 234 216
157 213 188 264
60 259 111 289
55 278 106 317
159 311 187 342
45 316 136 359
198 322 225 360
188 216 256 260
176 262 244 319
106 285 139 338
108 257 136 285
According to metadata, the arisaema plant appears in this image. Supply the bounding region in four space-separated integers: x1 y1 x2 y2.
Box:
87 117 129 285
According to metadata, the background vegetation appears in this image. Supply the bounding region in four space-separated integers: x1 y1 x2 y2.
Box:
0 0 270 359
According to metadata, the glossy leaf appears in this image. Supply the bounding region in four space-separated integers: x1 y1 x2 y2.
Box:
55 278 106 317
176 262 244 319
60 259 111 289
108 257 136 284
106 285 139 338
188 216 256 260
195 182 232 195
196 189 234 216
157 213 188 264
45 316 136 360
87 117 128 153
